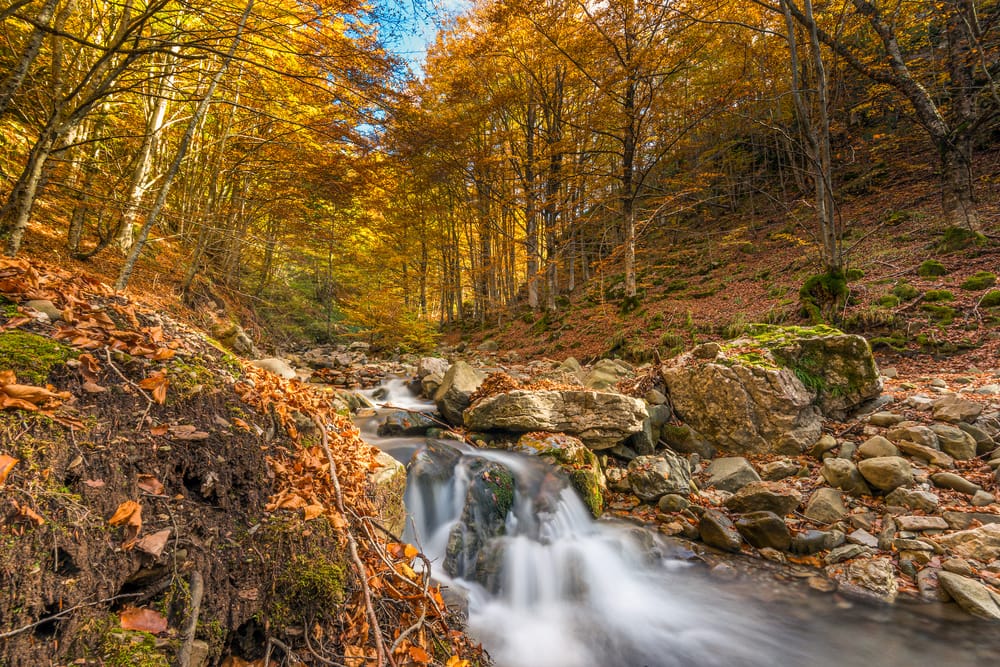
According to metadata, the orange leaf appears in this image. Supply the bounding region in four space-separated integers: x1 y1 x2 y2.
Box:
108 500 141 526
303 504 324 521
407 645 433 663
0 455 18 485
138 373 168 404
0 370 16 384
149 424 168 436
151 347 175 360
119 607 168 634
137 474 164 495
445 657 470 667
404 543 419 560
82 380 106 393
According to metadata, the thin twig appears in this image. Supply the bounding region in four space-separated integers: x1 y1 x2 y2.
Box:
103 348 154 429
312 415 394 667
0 592 144 639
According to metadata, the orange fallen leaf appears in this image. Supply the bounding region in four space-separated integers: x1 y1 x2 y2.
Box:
137 474 164 496
119 607 168 634
232 417 251 431
407 644 433 663
303 504 324 521
0 455 18 485
138 372 168 404
82 380 106 393
445 657 470 667
108 500 141 526
0 370 16 384
149 424 169 436
135 529 171 557
83 479 105 488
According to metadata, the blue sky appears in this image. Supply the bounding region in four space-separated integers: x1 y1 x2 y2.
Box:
387 0 470 74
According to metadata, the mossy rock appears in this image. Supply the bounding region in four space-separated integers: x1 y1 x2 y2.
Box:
917 260 947 277
922 304 956 325
892 282 919 300
939 226 986 252
514 432 605 516
799 270 848 323
960 271 996 291
980 290 1000 308
923 289 954 302
0 330 78 385
877 295 900 308
270 550 346 627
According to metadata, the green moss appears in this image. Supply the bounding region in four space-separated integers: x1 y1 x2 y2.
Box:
845 267 865 281
77 615 170 667
917 259 947 277
921 304 956 325
569 469 603 518
980 290 1000 308
869 333 908 352
482 467 515 513
799 270 848 323
960 271 997 291
892 282 919 300
939 226 986 252
877 295 900 308
0 330 77 385
923 289 954 302
271 551 346 626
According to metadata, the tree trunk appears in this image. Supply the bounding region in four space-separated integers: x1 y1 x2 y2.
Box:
0 0 59 117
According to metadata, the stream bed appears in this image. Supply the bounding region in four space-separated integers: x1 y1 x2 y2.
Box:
358 381 1000 667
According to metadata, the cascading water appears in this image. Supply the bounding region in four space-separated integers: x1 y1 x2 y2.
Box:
362 380 1000 667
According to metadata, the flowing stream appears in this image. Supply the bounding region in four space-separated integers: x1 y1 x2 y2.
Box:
358 380 999 667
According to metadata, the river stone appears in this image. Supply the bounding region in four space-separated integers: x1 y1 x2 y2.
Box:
835 557 898 603
657 494 691 513
26 299 63 322
514 433 605 516
465 389 647 449
957 422 996 454
377 410 436 437
435 361 487 425
249 357 296 380
933 395 983 423
626 418 657 456
760 459 800 481
937 571 1000 620
371 451 407 537
699 509 742 552
584 358 632 390
659 423 715 458
825 543 871 564
421 372 444 399
857 435 899 459
804 488 848 524
417 357 450 379
933 523 1000 561
661 342 822 455
605 467 630 493
930 472 981 495
886 424 939 449
792 530 845 555
857 456 913 492
724 481 801 515
820 458 871 497
444 458 514 585
627 451 692 501
869 411 904 427
885 487 939 512
735 511 791 551
972 490 996 507
895 440 955 468
705 457 760 492
930 424 978 460
897 515 949 531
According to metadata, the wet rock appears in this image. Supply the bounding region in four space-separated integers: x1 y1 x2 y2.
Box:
444 458 515 585
804 488 847 524
847 529 879 549
760 459 800 481
895 440 955 468
465 389 647 449
896 515 949 531
659 423 715 458
627 451 692 501
820 458 871 497
699 509 742 552
869 411 904 427
250 357 296 379
857 456 913 492
735 511 791 551
930 472 981 495
933 523 1000 561
886 424 939 449
723 482 801 515
792 530 844 555
705 457 760 492
435 361 487 425
933 395 983 423
885 487 939 512
417 357 450 379
835 557 898 603
857 435 899 459
929 424 978 460
371 451 407 537
825 543 871 564
937 571 1000 620
657 494 690 513
972 490 996 507
377 410 436 437
514 433 606 517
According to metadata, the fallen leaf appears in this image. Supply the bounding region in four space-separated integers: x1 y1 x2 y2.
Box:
83 479 105 488
119 607 168 634
0 455 18 485
303 504 324 521
445 657 470 667
328 512 348 530
149 424 169 436
407 644 433 663
138 372 168 404
137 474 164 496
0 370 16 384
108 500 142 545
82 381 106 393
135 529 171 557
232 417 251 431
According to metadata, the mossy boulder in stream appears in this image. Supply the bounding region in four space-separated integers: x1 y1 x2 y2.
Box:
444 459 515 588
513 432 605 516
661 325 881 455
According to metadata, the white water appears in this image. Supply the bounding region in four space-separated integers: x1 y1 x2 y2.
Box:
362 379 1000 667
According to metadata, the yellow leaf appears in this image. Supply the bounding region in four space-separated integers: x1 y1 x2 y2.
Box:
0 454 18 486
303 504 324 521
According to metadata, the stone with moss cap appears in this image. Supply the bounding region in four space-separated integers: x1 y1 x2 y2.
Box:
513 432 605 516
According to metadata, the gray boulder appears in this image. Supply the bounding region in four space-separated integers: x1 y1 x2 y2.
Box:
627 451 692 501
857 456 913 492
885 487 939 512
705 457 760 492
937 571 1000 620
929 423 978 460
699 509 742 552
933 395 983 423
465 389 647 449
805 488 848 524
820 458 871 497
724 481 801 515
417 357 450 379
434 361 487 425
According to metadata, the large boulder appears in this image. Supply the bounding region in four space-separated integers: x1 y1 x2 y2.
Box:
417 356 450 379
370 452 407 537
464 389 647 449
512 433 605 516
249 357 296 380
434 360 487 425
627 451 692 501
661 325 881 455
583 358 632 390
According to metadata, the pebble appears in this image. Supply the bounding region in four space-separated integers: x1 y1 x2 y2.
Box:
896 515 949 531
791 530 844 555
847 528 879 548
821 458 871 497
804 488 848 524
972 490 996 507
760 459 800 481
825 543 871 565
930 472 982 495
868 412 903 427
